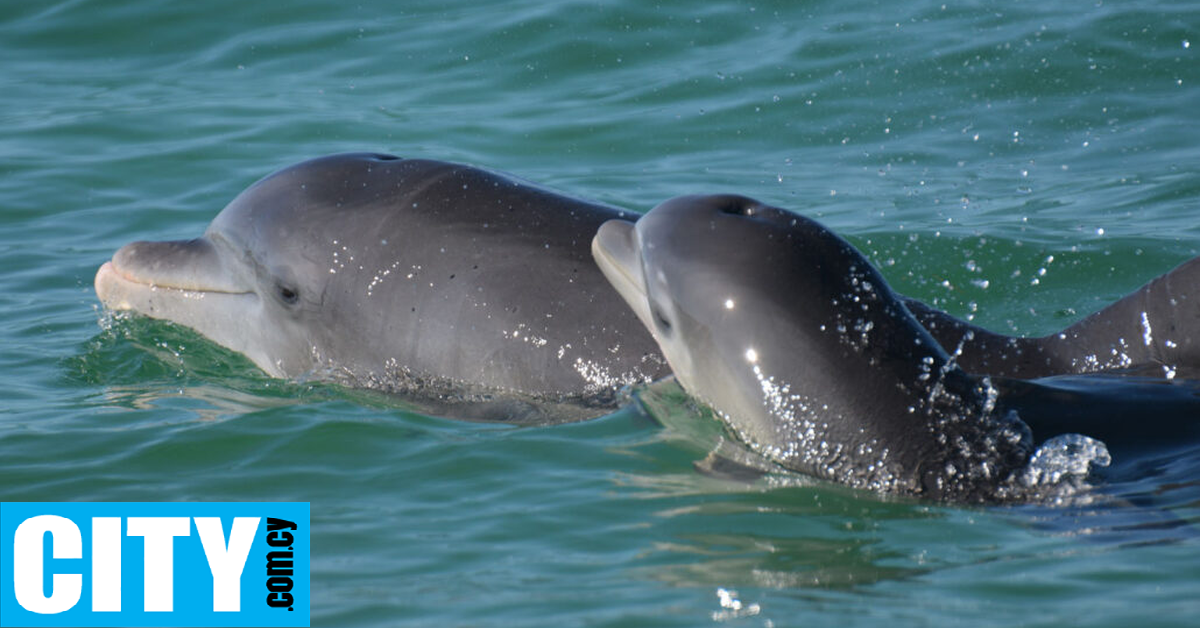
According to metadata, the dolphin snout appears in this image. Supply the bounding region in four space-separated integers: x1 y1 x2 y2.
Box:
107 238 248 294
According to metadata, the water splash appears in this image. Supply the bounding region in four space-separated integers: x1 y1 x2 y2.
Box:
1021 433 1111 488
711 587 761 622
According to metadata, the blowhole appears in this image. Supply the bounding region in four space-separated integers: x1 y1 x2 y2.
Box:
717 197 758 216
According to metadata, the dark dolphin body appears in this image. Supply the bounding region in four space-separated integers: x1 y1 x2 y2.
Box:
593 194 1200 501
96 153 670 421
904 258 1200 379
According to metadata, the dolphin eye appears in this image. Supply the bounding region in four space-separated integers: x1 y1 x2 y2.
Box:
278 285 300 305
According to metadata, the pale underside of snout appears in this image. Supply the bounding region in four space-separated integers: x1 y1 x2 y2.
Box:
93 239 282 376
592 219 654 334
95 238 252 310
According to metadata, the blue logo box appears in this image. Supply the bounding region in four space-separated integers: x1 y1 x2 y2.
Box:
0 502 309 627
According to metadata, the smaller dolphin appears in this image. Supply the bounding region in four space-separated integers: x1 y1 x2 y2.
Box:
593 194 1200 500
593 195 1032 500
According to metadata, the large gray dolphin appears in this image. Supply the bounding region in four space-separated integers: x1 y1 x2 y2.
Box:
593 194 1200 500
95 153 669 419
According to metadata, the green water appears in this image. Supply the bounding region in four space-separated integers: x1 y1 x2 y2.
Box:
3 0 1199 625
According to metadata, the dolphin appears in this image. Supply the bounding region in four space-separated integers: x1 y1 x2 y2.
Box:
95 153 670 420
592 194 1200 500
93 152 1196 428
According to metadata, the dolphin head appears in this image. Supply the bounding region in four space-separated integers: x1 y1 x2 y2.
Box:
592 196 818 412
95 152 407 378
594 194 918 438
594 194 1031 498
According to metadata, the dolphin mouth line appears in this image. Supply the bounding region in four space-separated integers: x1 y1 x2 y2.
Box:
592 223 646 300
100 259 252 295
592 220 657 335
592 243 643 299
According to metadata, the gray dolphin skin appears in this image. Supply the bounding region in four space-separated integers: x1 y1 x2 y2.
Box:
593 194 1200 500
903 260 1200 379
96 153 669 419
594 195 1034 501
